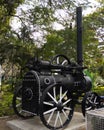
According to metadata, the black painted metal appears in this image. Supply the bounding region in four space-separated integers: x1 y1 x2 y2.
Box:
76 7 83 66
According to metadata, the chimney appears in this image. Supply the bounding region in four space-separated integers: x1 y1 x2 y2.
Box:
76 7 83 66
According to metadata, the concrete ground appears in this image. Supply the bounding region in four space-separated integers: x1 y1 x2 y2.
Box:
0 116 18 130
6 112 86 130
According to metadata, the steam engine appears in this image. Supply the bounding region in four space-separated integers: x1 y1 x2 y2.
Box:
12 7 92 130
22 58 92 114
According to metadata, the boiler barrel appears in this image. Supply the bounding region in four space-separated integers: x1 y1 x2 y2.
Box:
39 74 74 90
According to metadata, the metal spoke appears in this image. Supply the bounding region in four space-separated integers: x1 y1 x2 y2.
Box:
40 83 74 129
86 106 92 111
47 92 58 104
44 107 57 115
63 99 72 106
58 112 63 126
94 97 99 105
43 101 54 106
57 57 60 64
16 103 21 108
17 97 22 101
62 60 67 65
91 95 94 100
54 111 59 127
88 99 93 104
53 87 56 100
59 90 68 102
54 111 63 127
59 86 62 102
94 96 97 103
19 110 23 114
62 109 69 120
64 107 72 111
47 110 55 124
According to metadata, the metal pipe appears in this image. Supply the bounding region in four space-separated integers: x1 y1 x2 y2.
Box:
76 7 83 66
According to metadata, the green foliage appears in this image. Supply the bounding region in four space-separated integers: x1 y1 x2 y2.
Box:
95 76 104 86
42 33 64 59
0 0 25 64
0 0 24 15
93 87 104 96
82 5 104 85
0 84 16 116
98 64 104 78
1 84 12 92
31 6 55 27
0 0 24 33
83 7 104 42
0 91 14 116
41 27 77 61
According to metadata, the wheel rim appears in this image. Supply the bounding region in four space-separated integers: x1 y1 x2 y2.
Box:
86 93 99 109
51 54 71 66
82 92 100 117
40 84 74 129
13 87 34 118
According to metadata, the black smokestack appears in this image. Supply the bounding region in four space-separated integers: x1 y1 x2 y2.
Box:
76 7 83 66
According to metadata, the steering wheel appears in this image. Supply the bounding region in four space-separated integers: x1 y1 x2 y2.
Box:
50 54 71 66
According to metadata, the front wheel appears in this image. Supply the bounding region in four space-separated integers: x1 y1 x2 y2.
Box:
40 84 74 129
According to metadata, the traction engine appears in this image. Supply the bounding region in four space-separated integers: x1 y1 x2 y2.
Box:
12 7 92 129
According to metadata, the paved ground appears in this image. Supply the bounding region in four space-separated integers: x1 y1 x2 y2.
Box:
6 112 86 130
0 116 18 130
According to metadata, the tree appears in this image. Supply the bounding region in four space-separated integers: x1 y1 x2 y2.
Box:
0 0 24 64
41 27 77 61
1 0 103 84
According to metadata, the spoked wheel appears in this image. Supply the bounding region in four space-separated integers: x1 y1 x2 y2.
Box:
51 54 71 66
40 84 74 129
12 86 34 118
82 92 101 117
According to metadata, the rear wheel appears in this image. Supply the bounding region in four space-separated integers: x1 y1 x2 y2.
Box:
82 92 100 117
51 54 71 66
12 86 34 118
40 84 74 129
